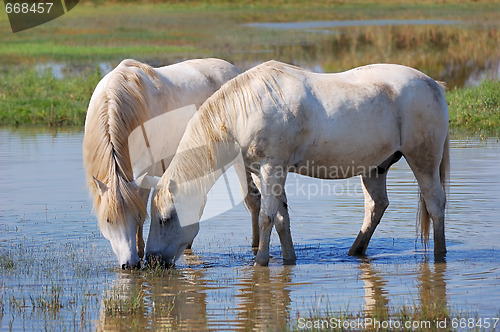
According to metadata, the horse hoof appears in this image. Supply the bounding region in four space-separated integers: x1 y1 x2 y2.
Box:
254 255 269 266
254 261 269 267
433 250 447 263
347 246 367 257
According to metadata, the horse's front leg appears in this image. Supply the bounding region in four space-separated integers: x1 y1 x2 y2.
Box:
274 192 296 264
136 224 145 259
255 163 287 266
245 172 261 253
136 188 151 260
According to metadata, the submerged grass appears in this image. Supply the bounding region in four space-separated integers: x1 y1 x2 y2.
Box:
103 287 147 317
0 224 496 331
0 219 115 330
292 304 450 331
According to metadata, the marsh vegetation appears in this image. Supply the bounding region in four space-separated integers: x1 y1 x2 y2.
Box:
0 0 499 132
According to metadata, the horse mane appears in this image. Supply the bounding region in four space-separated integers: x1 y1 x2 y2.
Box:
155 60 304 211
83 59 162 227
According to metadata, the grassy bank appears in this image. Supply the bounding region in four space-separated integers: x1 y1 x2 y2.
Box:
0 67 101 127
1 67 499 134
448 79 500 135
0 1 498 132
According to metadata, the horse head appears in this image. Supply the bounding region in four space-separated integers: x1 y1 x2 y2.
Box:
146 179 200 267
92 176 148 269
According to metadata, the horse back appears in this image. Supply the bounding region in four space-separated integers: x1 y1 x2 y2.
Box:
235 62 448 177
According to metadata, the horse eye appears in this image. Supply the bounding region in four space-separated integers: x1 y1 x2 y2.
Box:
159 216 171 225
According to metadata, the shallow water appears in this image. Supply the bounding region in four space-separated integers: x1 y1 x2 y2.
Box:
245 19 461 31
0 129 499 330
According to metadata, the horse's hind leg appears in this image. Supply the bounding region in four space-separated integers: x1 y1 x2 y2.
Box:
403 134 447 257
348 170 389 256
274 193 296 264
408 164 446 255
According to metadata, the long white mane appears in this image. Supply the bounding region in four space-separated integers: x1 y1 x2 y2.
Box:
155 61 303 210
83 59 160 228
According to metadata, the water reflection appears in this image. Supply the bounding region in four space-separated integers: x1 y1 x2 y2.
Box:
98 263 209 331
235 266 293 330
417 262 448 316
97 264 295 331
30 21 500 89
245 19 460 31
359 261 389 316
1 130 499 330
97 259 452 330
359 260 448 320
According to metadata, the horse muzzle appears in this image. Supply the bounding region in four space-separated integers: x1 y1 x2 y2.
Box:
121 260 142 270
144 253 174 269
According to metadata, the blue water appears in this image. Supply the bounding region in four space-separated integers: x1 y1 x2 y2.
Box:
0 129 499 330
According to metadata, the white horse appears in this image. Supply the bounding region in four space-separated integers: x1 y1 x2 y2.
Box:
83 58 243 269
148 60 449 266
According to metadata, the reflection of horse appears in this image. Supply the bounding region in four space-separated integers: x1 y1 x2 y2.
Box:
148 60 449 266
359 262 389 316
235 266 293 330
359 260 448 319
97 266 209 331
83 58 241 268
417 262 448 315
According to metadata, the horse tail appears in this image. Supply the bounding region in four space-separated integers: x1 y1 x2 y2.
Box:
419 130 450 246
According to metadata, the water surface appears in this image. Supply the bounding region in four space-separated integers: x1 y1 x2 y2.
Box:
0 129 499 330
245 19 460 31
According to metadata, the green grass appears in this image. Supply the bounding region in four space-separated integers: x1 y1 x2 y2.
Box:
0 66 101 127
0 43 197 63
103 287 147 316
448 80 500 135
1 66 498 134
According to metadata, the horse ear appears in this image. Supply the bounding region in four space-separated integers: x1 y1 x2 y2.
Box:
167 179 178 195
93 176 108 196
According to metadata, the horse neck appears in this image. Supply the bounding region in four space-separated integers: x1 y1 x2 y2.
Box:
157 139 242 227
168 139 242 199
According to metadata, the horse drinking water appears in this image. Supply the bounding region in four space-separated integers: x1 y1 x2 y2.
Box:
148 60 449 266
83 58 242 268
